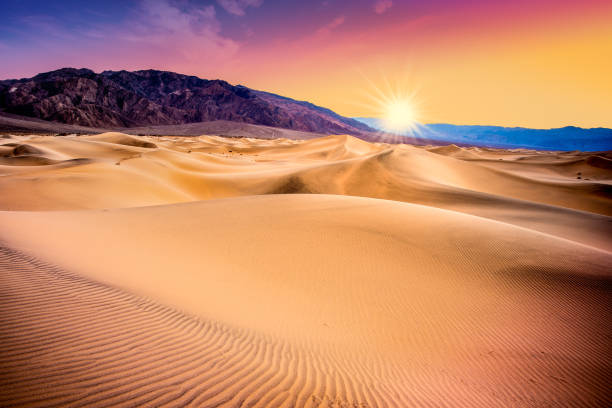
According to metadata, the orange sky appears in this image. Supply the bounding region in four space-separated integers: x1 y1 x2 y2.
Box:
3 0 612 128
224 1 612 128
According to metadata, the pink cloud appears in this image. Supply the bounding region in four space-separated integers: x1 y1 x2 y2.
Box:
316 16 346 36
8 0 242 79
109 0 239 69
216 0 263 16
374 0 393 14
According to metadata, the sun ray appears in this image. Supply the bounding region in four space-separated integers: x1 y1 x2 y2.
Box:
351 65 426 142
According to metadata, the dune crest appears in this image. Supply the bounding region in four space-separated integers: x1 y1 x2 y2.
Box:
1 134 611 407
1 133 610 250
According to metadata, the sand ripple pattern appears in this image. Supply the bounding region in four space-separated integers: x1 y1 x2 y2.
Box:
0 245 409 408
1 240 611 408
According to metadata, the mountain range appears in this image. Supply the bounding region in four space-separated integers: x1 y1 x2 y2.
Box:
0 68 373 135
355 118 612 151
1 68 610 151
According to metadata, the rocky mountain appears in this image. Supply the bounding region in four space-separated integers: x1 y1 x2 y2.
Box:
0 68 373 135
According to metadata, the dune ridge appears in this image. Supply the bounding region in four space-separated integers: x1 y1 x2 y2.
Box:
0 133 611 407
1 132 611 249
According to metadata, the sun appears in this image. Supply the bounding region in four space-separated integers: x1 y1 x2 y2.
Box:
353 69 424 137
382 98 418 133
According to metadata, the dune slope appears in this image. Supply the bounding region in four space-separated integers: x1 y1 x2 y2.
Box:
0 133 611 250
1 194 611 407
0 133 611 407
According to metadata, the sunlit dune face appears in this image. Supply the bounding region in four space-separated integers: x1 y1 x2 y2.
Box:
382 99 418 133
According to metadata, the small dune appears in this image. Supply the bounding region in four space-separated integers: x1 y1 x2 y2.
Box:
0 155 59 166
586 154 612 170
427 143 463 155
81 132 158 148
268 175 313 194
0 143 46 157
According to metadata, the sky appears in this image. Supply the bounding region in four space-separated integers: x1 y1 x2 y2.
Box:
1 0 611 128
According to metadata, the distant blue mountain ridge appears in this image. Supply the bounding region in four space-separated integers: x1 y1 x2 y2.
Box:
353 118 612 151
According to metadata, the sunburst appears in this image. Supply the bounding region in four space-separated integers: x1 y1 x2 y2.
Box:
381 98 418 133
353 68 426 140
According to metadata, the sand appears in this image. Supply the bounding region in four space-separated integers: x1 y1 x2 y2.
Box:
0 132 610 407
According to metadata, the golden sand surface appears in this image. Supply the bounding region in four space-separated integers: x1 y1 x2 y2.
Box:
1 133 610 407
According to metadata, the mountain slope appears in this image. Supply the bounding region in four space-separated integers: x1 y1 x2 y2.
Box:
0 68 373 135
355 117 612 151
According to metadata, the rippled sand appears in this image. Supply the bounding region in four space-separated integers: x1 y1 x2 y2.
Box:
1 133 610 407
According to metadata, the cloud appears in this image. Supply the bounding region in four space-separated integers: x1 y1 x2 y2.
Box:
7 0 242 77
131 0 219 38
316 16 346 36
374 0 393 14
111 0 239 66
20 15 75 39
216 0 263 16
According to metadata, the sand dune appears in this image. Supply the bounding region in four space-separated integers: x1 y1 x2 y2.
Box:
1 133 610 249
0 133 611 407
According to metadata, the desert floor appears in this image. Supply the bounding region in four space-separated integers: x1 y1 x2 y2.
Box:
0 133 610 407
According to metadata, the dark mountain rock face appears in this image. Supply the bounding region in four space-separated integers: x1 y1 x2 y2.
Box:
0 68 373 134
